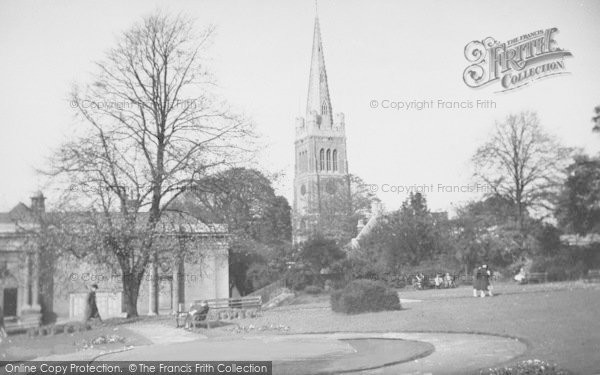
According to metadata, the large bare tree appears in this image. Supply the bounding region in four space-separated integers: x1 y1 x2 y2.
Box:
48 12 254 317
473 111 572 231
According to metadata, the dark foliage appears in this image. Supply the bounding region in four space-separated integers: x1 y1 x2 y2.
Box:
330 279 401 314
304 285 323 294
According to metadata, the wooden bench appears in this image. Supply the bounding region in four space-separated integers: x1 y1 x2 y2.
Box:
527 272 548 284
176 296 262 329
175 304 216 329
202 296 262 311
584 269 600 283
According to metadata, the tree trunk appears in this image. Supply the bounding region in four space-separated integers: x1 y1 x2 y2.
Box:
39 246 56 324
122 271 142 318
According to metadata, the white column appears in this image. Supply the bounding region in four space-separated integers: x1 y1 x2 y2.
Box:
23 253 31 308
172 257 182 314
147 262 158 316
31 251 40 309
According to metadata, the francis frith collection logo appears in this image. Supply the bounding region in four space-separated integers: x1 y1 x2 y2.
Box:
463 28 572 92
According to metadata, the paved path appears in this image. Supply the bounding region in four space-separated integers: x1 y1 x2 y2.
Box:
99 331 526 374
124 323 206 344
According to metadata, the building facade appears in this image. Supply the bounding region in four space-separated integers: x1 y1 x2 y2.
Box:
293 16 352 243
0 192 47 330
0 192 229 329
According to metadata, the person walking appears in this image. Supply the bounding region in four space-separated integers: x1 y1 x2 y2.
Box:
483 265 493 296
472 266 481 297
84 284 102 322
0 304 7 342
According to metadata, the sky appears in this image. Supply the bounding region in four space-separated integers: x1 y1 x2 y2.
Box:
0 0 599 214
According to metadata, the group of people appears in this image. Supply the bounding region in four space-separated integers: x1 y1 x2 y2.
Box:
434 273 455 288
414 272 455 289
473 264 494 297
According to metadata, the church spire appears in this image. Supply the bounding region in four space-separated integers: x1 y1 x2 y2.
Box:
306 15 332 125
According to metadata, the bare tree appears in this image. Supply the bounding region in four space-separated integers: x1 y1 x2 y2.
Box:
47 12 254 317
473 111 572 231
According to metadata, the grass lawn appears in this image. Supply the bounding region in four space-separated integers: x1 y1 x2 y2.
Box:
2 281 598 374
224 281 600 374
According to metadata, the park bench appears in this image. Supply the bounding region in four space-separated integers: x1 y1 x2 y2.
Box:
584 269 600 283
175 296 262 329
527 272 548 284
202 296 262 311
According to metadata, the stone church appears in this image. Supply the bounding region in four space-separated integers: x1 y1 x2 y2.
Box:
293 15 353 243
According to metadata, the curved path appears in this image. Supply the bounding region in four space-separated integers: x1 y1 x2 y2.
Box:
99 331 527 374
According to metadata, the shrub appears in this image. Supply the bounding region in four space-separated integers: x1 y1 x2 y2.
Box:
330 279 401 314
304 285 323 294
481 359 569 375
285 268 314 291
546 266 567 282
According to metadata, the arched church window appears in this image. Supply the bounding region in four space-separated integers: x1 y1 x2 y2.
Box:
322 101 328 115
333 150 338 171
326 149 331 171
303 151 307 172
319 149 325 171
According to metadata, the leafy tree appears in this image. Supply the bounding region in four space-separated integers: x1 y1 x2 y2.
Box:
176 167 292 295
310 174 379 244
295 235 345 276
556 154 600 235
473 111 572 231
360 192 449 271
452 197 526 273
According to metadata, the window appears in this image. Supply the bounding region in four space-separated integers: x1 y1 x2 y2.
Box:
319 149 325 171
333 150 338 171
299 150 307 172
303 151 307 172
326 149 331 171
322 101 328 115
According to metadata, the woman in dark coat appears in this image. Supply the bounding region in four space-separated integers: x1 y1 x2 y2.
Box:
473 266 489 297
0 304 7 340
84 284 102 322
482 265 493 296
472 267 482 297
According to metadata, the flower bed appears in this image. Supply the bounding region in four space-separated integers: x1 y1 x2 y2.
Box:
481 359 569 375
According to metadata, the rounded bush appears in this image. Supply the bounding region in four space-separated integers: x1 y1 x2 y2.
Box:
330 279 401 314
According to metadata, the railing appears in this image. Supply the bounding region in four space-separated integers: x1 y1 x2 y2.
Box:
247 279 286 305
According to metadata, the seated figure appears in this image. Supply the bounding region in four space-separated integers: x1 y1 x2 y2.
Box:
514 268 526 284
415 273 425 289
444 273 454 288
434 274 443 288
185 301 210 329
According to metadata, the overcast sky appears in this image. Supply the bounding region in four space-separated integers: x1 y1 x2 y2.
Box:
0 0 599 213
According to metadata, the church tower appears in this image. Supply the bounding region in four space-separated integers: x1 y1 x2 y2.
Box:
293 15 351 243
